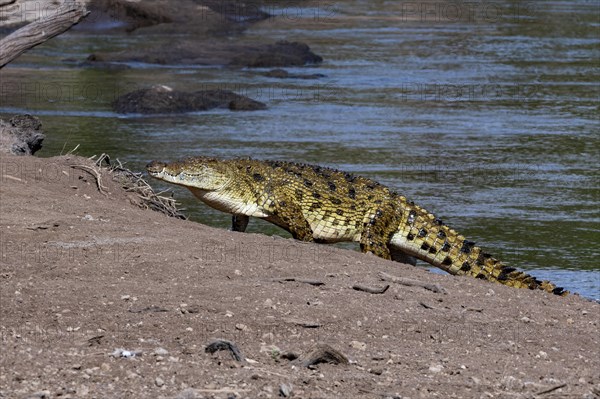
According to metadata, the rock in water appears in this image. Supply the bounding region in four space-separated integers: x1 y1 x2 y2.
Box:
0 114 45 155
112 86 266 114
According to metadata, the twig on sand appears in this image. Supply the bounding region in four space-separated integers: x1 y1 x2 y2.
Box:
70 164 109 196
535 383 567 396
272 277 325 286
193 388 249 394
378 271 447 294
245 367 290 378
205 339 246 362
352 283 389 294
88 153 185 219
301 343 348 367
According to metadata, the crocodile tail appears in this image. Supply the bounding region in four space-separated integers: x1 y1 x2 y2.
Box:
391 197 568 296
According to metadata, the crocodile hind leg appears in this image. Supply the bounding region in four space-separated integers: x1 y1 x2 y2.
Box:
360 201 403 260
231 215 249 232
269 196 315 242
389 247 418 266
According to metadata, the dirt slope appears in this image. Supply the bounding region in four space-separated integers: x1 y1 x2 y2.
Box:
0 154 598 399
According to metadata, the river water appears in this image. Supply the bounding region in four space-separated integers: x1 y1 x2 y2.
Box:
1 1 598 299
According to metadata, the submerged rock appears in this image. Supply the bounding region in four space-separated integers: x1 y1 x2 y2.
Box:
80 0 269 33
0 114 45 155
230 41 323 67
263 68 326 79
112 85 266 114
87 40 322 68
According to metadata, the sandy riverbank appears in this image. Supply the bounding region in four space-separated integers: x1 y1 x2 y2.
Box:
0 153 598 398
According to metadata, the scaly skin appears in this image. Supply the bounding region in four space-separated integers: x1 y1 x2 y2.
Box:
147 157 567 296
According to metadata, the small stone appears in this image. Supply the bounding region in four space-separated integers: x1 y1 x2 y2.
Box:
264 298 274 308
153 347 169 356
78 385 89 396
471 376 481 385
520 316 531 323
279 383 292 397
429 364 443 373
350 341 367 351
370 368 383 375
155 377 165 387
262 332 275 342
537 351 548 359
126 370 139 379
235 323 249 331
121 295 130 301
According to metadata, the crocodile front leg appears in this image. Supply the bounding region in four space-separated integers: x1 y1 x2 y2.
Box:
359 201 403 260
231 215 249 232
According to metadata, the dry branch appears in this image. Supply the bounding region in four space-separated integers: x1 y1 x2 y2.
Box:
0 1 89 68
352 283 389 294
300 343 348 367
378 271 447 294
272 277 325 286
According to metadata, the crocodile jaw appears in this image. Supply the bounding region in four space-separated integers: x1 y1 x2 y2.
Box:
146 161 168 179
146 160 231 191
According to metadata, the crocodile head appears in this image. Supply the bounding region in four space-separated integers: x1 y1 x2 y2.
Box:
146 157 232 191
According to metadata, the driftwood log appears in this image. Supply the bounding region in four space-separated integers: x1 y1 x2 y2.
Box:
0 1 89 68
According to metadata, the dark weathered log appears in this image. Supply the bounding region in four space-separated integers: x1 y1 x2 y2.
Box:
0 2 89 68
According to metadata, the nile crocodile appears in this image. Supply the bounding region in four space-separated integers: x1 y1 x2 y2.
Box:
147 157 567 296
